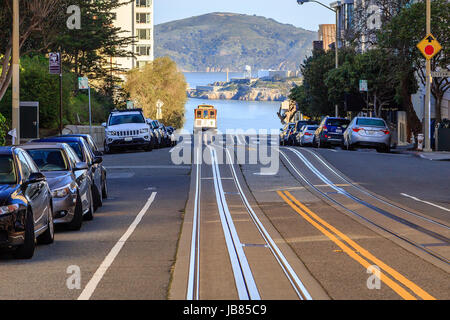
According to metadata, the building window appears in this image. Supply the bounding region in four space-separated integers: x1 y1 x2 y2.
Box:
136 0 152 8
136 45 152 56
136 13 151 24
137 29 152 40
137 61 151 68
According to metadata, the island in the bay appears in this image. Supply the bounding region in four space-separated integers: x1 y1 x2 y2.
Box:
187 70 302 102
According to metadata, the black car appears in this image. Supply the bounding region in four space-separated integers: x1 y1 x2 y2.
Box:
0 147 54 259
32 136 106 211
314 117 350 148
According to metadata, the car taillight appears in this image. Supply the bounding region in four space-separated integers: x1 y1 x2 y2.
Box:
323 125 328 131
324 134 328 138
304 132 312 136
382 130 390 135
352 128 362 132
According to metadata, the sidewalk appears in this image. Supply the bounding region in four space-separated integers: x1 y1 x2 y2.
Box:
391 143 450 161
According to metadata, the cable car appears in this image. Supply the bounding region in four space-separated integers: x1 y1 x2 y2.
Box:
194 105 217 131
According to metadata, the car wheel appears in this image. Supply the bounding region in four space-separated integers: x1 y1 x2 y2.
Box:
84 187 95 221
67 193 83 230
37 202 54 245
14 208 35 259
104 142 111 154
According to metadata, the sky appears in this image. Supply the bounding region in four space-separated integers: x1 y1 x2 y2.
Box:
154 0 336 32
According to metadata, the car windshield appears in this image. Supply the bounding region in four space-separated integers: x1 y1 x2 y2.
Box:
326 119 350 127
357 118 386 127
306 126 318 131
26 149 69 172
66 142 84 161
109 114 145 125
0 155 17 184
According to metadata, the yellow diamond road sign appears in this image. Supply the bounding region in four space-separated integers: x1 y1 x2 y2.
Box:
417 33 442 60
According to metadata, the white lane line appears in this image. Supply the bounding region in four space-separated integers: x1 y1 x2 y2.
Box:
223 147 312 300
78 192 157 300
187 147 201 300
401 193 450 212
106 165 190 170
210 147 260 300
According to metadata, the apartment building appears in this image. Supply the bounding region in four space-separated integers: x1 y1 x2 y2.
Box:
318 24 336 51
113 0 154 72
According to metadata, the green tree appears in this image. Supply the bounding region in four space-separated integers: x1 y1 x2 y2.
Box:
124 57 188 128
0 113 9 146
54 1 134 83
325 48 400 117
378 0 449 123
0 0 63 101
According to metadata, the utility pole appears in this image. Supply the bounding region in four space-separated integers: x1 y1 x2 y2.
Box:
12 0 20 145
335 10 339 117
424 0 432 152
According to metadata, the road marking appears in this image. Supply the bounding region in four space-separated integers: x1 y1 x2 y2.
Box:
78 192 157 300
222 147 312 300
187 147 201 300
401 193 450 212
277 190 436 300
106 165 190 170
209 147 260 300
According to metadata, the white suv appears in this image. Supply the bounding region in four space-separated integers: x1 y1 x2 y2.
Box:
102 109 153 153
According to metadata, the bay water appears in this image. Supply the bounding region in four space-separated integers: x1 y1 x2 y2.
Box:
182 72 282 132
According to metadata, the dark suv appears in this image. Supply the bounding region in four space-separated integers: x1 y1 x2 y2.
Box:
314 117 350 148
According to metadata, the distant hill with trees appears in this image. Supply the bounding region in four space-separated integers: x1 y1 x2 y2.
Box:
154 12 317 72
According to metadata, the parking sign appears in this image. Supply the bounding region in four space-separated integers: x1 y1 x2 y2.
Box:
49 52 61 75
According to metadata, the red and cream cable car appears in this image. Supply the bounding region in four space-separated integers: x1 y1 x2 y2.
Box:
194 105 217 131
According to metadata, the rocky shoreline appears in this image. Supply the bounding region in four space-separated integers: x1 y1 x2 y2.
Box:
186 79 300 102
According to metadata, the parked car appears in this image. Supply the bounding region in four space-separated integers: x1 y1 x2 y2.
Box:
102 109 153 153
148 119 164 148
61 134 103 156
32 136 105 211
297 125 319 146
280 123 296 146
54 134 107 199
0 147 54 259
343 117 391 153
166 126 177 146
314 117 350 148
21 143 94 230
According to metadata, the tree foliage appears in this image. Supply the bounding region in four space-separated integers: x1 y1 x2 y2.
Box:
124 57 187 128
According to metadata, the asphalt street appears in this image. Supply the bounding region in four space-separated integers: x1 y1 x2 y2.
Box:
0 136 448 300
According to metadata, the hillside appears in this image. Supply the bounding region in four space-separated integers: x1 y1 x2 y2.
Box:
154 12 317 72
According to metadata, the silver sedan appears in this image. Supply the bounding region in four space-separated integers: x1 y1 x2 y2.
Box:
297 125 318 146
21 143 94 230
343 117 391 152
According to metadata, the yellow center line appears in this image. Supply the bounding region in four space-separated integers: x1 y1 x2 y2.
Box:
277 190 436 300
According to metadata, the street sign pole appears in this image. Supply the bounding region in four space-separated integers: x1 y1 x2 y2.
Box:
424 0 432 152
88 86 92 136
78 77 92 135
59 54 63 135
12 0 20 145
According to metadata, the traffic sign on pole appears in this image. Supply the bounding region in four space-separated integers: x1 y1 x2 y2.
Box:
417 33 442 60
49 52 61 75
359 80 368 92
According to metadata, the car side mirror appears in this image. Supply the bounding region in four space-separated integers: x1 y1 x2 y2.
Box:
101 122 107 128
74 162 88 171
93 156 103 164
26 172 46 184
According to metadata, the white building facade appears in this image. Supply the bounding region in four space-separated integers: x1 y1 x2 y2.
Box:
113 0 154 72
